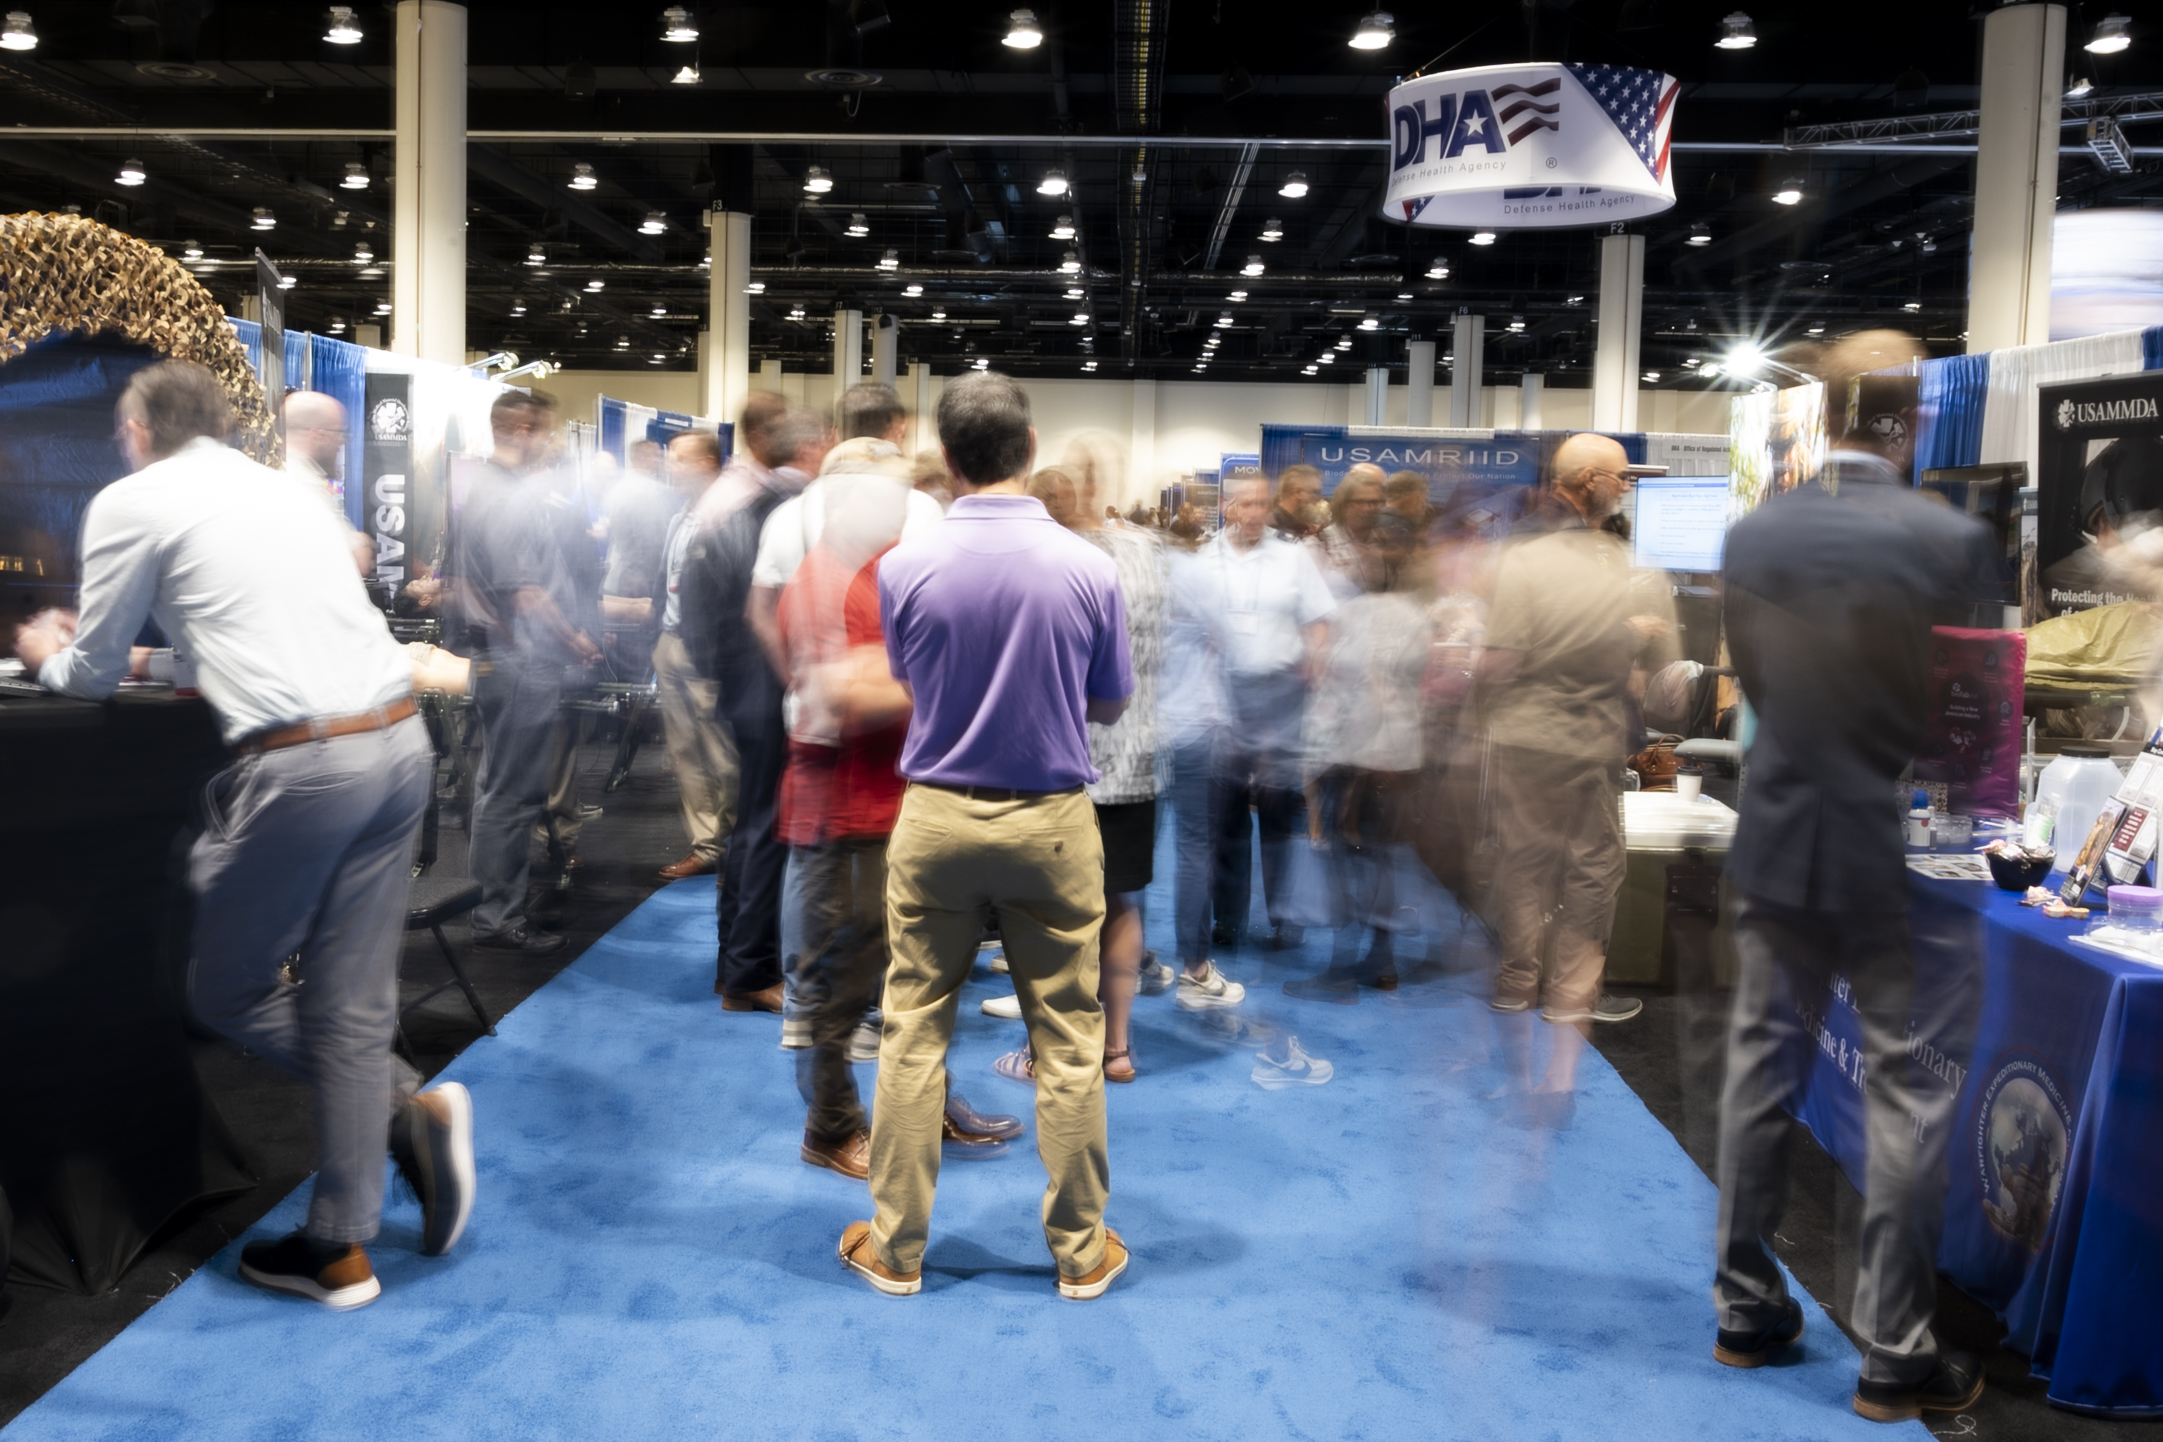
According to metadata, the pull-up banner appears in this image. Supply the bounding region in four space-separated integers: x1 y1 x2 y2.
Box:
1384 62 1679 228
362 372 412 588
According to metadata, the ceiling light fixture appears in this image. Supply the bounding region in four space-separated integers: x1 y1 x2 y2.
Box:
1226 290 1250 303
340 162 369 190
1716 11 1756 49
672 63 700 85
1687 222 1712 246
374 299 392 314
789 305 807 320
1037 168 1069 197
116 157 146 186
1059 250 1081 274
905 283 923 296
1902 299 1922 312
1215 313 1234 328
0 11 37 50
1335 337 1353 350
569 162 598 191
661 6 698 42
181 239 203 258
745 280 766 293
324 5 362 43
639 210 667 235
973 356 990 370
1260 217 1284 241
251 207 276 230
1567 293 1586 304
877 248 900 270
511 299 526 315
1003 9 1043 49
652 304 668 316
1082 360 1098 371
277 274 297 289
1425 261 1449 279
1359 316 1380 331
353 241 373 263
2086 13 2132 55
803 165 833 194
1724 342 1766 377
1204 336 1220 347
616 336 631 348
1771 177 1804 205
1317 352 1335 365
526 243 546 266
700 251 711 267
1241 254 1265 276
1349 11 1394 49
1396 291 1413 301
1279 171 1309 198
586 278 606 291
847 213 870 237
1468 231 1495 246
327 316 346 333
1050 214 1076 239
1806 323 1825 336
1643 370 1661 383
1302 365 1318 375
1071 312 1089 325
930 306 946 319
2067 73 2095 99
1065 287 1084 299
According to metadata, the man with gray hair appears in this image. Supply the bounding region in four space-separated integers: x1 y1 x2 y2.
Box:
13 361 474 1310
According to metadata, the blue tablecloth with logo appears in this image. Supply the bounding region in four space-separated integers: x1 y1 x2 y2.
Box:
1789 873 2163 1416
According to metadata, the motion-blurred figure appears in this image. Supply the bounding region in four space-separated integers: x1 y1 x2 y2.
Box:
281 390 372 576
1268 464 1324 541
1713 335 1998 1422
1311 463 1388 598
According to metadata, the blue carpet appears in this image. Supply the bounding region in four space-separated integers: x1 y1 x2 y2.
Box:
6 853 1928 1442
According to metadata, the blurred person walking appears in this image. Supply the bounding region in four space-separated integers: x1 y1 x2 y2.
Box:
1311 464 1389 598
1268 464 1324 541
597 437 675 676
452 390 601 955
838 371 1133 1300
1712 335 1999 1422
532 434 606 879
13 362 473 1309
281 390 372 575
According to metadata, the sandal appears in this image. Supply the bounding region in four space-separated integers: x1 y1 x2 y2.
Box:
993 1047 1036 1084
1103 1048 1136 1084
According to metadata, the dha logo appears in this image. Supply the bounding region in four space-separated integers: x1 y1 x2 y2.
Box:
2055 395 2159 431
1393 78 1561 171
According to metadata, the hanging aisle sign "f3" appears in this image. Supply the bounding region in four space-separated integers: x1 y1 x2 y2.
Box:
1383 62 1680 230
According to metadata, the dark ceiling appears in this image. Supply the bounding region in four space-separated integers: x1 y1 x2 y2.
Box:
1 1 2159 386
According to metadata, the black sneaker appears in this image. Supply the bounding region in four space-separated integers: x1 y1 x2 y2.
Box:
390 1082 476 1256
1264 924 1306 952
473 924 566 955
238 1231 380 1310
1853 1351 1985 1423
1714 1297 1804 1368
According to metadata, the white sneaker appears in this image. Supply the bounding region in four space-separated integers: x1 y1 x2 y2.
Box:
847 1018 882 1063
1176 963 1246 1011
980 993 1022 1019
1251 1036 1334 1089
982 943 1009 975
780 1015 813 1050
1137 956 1176 995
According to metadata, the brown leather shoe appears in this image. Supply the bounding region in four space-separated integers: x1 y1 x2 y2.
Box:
802 1129 870 1180
659 854 717 880
941 1111 1006 1148
720 984 784 1013
837 1220 921 1295
1057 1227 1129 1300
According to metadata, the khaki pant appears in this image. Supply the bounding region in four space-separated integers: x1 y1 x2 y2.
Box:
870 783 1109 1278
1486 743 1624 1015
653 630 739 863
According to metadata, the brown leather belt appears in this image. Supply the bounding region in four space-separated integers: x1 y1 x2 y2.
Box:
234 696 418 757
915 781 1083 804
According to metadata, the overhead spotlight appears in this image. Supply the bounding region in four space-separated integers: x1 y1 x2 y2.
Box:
1425 260 1449 279
2067 73 2095 99
788 304 806 320
1805 323 1825 336
324 5 363 43
1642 370 1661 383
353 241 374 264
1260 217 1284 241
640 210 668 235
1059 250 1081 274
1715 11 1756 48
1204 336 1220 347
1065 287 1084 299
1279 171 1309 198
1071 312 1089 325
1215 313 1234 328
2086 13 2132 55
1566 293 1586 304
340 162 369 190
331 210 349 228
1037 168 1069 197
1396 291 1413 301
1193 363 1208 372
327 315 346 333
0 10 38 50
803 165 833 194
1698 361 1722 378
905 283 924 296
1082 360 1098 371
1131 162 1148 185
1241 254 1265 276
526 242 546 266
1227 289 1249 302
745 280 766 293
1687 222 1712 246
1348 10 1394 49
569 162 598 191
277 274 297 290
374 299 393 314
1335 337 1353 350
660 5 698 42
615 335 631 348
1771 177 1804 205
1902 299 1922 313
1358 316 1381 331
649 304 667 317
586 278 606 291
1002 8 1043 49
973 356 990 369
877 248 900 270
847 213 871 237
1317 352 1335 365
1468 231 1496 246
181 239 204 258
116 157 146 186
1302 365 1318 375
1050 214 1076 240
251 207 277 230
672 63 700 85
511 299 527 316
1724 342 1766 376
700 251 711 268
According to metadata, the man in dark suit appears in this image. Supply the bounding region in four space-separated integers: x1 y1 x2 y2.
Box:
1712 334 2002 1424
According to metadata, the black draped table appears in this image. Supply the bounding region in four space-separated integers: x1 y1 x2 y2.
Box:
0 686 255 1294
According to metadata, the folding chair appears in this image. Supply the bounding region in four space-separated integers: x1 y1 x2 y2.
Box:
397 876 494 1057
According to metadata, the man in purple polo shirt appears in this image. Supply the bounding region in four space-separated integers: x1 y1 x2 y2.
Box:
835 371 1134 1302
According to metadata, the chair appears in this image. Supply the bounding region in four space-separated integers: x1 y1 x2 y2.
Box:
398 875 494 1054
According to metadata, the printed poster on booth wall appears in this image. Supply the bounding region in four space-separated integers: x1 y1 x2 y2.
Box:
1260 425 1556 543
1913 627 2025 819
2034 372 2163 622
1728 382 1825 521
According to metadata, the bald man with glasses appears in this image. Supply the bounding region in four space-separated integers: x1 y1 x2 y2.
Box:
282 391 373 577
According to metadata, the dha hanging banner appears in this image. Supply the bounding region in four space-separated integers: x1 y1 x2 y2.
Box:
1383 63 1679 229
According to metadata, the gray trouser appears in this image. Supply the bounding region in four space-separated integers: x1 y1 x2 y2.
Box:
470 656 561 936
794 838 890 1142
1713 891 1976 1386
187 716 432 1243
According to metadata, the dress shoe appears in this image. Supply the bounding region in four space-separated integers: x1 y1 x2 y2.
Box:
658 854 716 880
941 1110 1009 1152
801 1129 870 1180
944 1092 1023 1140
1057 1228 1129 1300
721 984 784 1013
473 925 566 956
1853 1351 1985 1423
838 1220 920 1295
1264 924 1306 951
1714 1298 1804 1369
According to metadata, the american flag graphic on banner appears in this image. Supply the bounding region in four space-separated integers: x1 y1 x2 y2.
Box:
1565 64 1679 182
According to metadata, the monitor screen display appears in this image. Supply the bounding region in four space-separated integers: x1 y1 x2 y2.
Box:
1632 477 1731 574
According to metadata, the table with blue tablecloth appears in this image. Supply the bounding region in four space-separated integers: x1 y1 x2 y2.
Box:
1787 869 2163 1417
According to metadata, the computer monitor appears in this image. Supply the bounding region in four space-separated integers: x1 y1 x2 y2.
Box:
1632 477 1731 573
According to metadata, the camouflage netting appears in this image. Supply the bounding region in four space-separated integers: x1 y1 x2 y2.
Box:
0 211 280 465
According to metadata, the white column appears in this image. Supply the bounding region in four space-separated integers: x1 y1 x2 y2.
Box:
701 208 751 424
1521 372 1545 430
871 313 899 390
758 358 782 391
1449 314 1485 427
1969 3 2067 354
1130 379 1157 497
1405 339 1436 427
1592 231 1645 433
391 0 465 364
906 360 931 451
832 308 863 391
1363 366 1389 425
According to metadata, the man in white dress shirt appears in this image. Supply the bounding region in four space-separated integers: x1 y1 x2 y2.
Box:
281 390 373 576
13 363 475 1312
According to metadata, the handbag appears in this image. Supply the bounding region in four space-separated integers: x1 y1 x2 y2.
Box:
1630 733 1685 791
